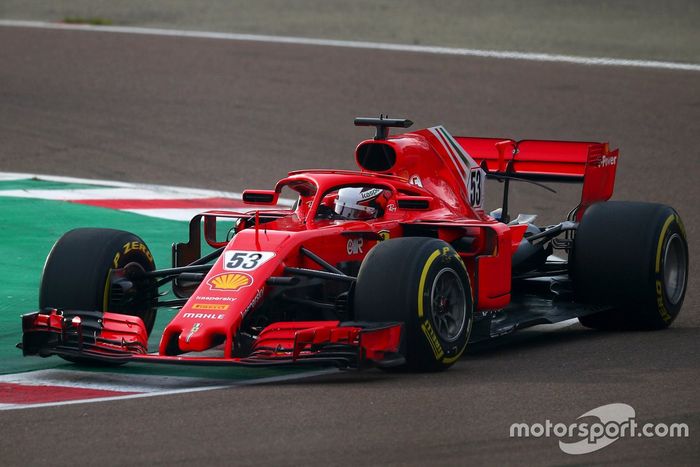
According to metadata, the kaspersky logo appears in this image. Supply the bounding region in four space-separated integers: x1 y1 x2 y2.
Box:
206 273 253 291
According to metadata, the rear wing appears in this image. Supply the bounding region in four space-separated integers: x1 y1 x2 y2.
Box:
455 137 619 220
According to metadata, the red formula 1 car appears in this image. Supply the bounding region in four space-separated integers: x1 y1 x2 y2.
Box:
20 117 689 371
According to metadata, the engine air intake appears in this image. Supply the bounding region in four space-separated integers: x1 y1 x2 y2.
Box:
356 142 397 172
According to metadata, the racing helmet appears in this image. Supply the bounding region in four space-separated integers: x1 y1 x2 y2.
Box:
334 187 388 220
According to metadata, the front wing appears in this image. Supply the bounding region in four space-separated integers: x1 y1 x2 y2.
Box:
19 309 404 370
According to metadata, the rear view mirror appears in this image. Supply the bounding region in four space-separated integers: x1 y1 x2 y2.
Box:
242 190 279 205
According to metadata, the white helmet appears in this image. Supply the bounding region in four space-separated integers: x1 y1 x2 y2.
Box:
334 187 386 220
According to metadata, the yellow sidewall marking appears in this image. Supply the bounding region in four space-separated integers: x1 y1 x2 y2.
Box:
417 249 441 318
418 247 470 364
655 280 672 322
441 344 466 364
655 215 675 273
675 213 687 239
453 253 467 271
421 321 444 359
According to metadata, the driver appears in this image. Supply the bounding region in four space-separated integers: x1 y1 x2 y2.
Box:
333 187 389 220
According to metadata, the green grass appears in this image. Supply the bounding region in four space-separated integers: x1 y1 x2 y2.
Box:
62 16 113 26
0 196 185 374
0 195 320 380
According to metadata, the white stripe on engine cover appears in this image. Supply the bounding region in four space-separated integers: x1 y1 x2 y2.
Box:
429 126 469 177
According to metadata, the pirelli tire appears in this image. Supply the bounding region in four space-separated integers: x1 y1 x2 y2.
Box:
572 201 688 330
354 237 473 371
40 228 158 335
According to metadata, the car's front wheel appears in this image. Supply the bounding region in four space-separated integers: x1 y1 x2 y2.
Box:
354 237 473 371
40 228 158 334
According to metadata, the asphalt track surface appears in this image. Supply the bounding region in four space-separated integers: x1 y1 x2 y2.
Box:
3 0 700 63
1 27 699 465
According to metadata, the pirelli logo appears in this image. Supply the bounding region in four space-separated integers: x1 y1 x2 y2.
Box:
192 303 229 311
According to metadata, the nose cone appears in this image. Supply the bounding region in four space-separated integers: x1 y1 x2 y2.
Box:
178 322 211 352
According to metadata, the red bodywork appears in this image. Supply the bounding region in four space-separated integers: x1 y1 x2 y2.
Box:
21 124 618 368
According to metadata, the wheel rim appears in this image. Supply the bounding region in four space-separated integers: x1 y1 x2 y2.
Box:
430 268 467 342
663 233 687 306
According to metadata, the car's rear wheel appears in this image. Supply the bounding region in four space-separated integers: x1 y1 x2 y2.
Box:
40 228 158 334
354 237 473 371
572 201 688 330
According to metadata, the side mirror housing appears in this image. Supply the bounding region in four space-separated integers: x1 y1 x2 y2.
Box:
242 190 279 205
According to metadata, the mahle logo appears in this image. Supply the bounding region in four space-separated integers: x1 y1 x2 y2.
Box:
510 403 689 455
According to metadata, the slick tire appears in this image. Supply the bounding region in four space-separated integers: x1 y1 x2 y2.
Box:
354 237 473 371
40 228 158 334
572 202 688 330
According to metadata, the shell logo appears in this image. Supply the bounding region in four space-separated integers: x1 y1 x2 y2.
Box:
207 273 253 291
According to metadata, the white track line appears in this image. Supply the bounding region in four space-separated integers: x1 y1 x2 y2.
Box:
0 369 234 392
0 368 338 411
0 172 295 207
0 19 698 72
0 171 244 197
0 188 221 201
